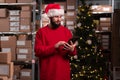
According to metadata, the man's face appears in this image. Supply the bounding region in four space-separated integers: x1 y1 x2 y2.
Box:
50 16 62 29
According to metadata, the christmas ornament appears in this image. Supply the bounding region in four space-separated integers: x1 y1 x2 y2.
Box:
86 40 92 45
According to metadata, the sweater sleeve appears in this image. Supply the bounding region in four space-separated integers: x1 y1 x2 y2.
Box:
34 29 57 57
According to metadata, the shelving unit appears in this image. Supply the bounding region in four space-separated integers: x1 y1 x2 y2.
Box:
0 0 37 80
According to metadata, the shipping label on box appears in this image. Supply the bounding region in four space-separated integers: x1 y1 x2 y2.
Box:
9 10 20 16
17 41 25 46
67 11 76 16
17 40 32 48
0 64 10 77
101 27 111 31
17 54 32 61
9 16 20 21
17 48 32 54
20 25 31 32
67 5 75 10
19 49 28 53
10 22 19 26
20 25 30 30
1 36 9 41
10 26 19 32
100 17 111 22
21 70 31 77
66 21 74 26
2 48 11 52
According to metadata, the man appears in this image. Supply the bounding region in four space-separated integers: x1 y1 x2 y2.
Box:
34 3 77 80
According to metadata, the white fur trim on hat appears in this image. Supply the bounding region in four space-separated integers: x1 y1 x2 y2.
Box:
47 9 64 17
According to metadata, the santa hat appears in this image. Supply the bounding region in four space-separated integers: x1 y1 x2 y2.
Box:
44 3 64 17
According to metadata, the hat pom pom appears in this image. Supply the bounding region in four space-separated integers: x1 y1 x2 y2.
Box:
41 13 49 21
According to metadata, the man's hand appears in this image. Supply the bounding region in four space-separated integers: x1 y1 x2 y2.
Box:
55 41 66 48
63 41 77 52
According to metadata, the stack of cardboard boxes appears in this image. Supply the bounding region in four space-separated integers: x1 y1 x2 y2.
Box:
0 35 32 80
0 0 32 3
66 0 76 31
0 0 34 80
0 52 14 80
16 35 32 61
0 6 32 32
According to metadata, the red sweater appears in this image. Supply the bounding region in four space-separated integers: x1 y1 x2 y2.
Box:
34 25 77 80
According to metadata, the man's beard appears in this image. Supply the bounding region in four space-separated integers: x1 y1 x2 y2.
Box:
50 19 61 29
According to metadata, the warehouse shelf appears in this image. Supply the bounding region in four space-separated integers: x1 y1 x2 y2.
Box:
0 0 37 80
0 2 36 6
0 32 33 35
95 30 111 34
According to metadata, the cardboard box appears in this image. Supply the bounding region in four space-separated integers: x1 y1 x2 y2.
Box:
18 35 27 40
17 0 32 3
0 0 5 3
66 0 76 4
20 69 32 80
21 6 31 11
21 18 31 25
0 76 8 80
100 17 111 23
16 53 32 61
17 40 32 48
0 36 17 48
0 8 7 18
0 18 9 32
0 64 10 77
1 47 16 61
20 11 31 18
0 52 11 64
66 11 76 19
20 25 31 32
6 0 16 3
100 22 111 27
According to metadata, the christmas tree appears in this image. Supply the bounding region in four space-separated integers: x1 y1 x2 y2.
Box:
70 0 108 80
